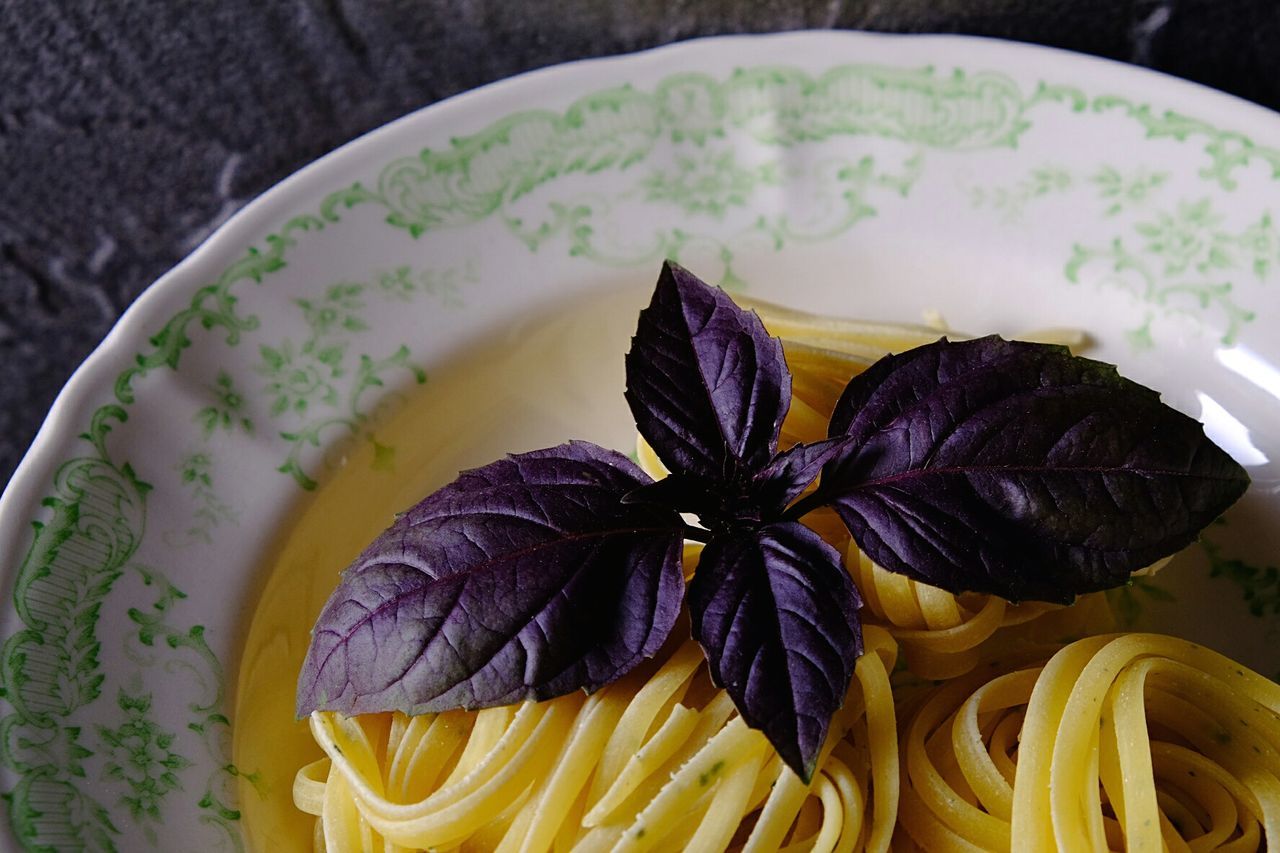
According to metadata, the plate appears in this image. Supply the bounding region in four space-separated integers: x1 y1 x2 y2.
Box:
2 31 1278 851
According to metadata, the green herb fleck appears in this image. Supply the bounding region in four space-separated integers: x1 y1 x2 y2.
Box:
698 759 726 787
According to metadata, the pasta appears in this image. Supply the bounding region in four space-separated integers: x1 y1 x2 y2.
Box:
290 304 1274 852
295 615 902 852
295 629 1280 852
845 543 1129 682
895 634 1280 852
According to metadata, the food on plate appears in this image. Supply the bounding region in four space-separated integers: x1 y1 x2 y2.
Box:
894 633 1280 852
284 262 1270 851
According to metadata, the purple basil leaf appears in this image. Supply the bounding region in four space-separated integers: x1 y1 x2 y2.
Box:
752 437 848 515
621 474 718 512
818 336 1250 603
625 261 790 485
297 441 686 717
689 521 862 782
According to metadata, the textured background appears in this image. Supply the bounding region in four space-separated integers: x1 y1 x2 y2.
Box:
2 0 1278 485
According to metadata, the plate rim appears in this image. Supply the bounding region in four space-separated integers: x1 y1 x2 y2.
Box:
6 30 1280 550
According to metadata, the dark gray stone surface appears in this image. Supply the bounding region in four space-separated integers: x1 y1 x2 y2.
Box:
2 0 1276 485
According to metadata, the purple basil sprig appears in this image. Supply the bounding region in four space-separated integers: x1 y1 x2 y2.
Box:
298 260 1250 781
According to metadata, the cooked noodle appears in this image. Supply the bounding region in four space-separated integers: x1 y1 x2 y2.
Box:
292 306 1272 852
895 634 1280 852
296 621 901 852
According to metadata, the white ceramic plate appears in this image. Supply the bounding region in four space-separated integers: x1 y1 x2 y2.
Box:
2 31 1278 851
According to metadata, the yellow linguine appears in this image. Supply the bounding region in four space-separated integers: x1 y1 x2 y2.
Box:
295 602 901 852
291 302 1276 852
894 634 1280 852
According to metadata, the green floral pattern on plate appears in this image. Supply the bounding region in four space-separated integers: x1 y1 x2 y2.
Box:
966 161 1274 346
97 691 191 837
1065 197 1275 347
196 373 254 439
262 264 471 490
165 454 237 548
1202 525 1280 624
965 162 1168 221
